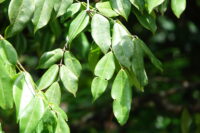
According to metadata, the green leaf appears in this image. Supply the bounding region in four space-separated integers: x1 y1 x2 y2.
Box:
55 114 70 133
36 109 57 133
110 0 131 20
95 1 119 18
133 7 157 33
32 0 54 32
0 39 18 65
145 0 165 13
112 21 130 47
13 72 35 120
132 38 148 90
56 0 73 17
38 48 63 69
45 82 61 105
91 14 111 54
94 52 115 80
91 77 108 101
130 0 145 12
67 10 90 44
113 36 134 68
60 65 78 96
88 44 102 72
181 109 192 133
0 75 14 109
0 0 6 4
136 38 163 71
61 3 81 22
37 65 59 90
171 0 186 18
111 69 132 125
64 51 82 77
51 104 68 121
5 0 35 38
20 96 45 133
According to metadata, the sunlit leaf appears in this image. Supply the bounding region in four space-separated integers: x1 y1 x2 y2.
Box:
45 82 61 105
171 0 186 18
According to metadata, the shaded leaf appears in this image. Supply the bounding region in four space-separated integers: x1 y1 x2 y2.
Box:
110 0 131 20
56 0 73 17
38 48 63 69
5 0 35 38
146 0 165 13
133 7 157 33
130 0 145 12
181 109 192 133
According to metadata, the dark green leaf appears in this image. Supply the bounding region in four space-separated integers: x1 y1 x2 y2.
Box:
130 0 145 12
181 109 192 133
61 3 81 21
133 7 157 33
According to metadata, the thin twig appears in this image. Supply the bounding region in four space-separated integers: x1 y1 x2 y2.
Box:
17 61 26 72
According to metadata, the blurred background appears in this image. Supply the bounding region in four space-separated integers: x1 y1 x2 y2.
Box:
0 0 200 133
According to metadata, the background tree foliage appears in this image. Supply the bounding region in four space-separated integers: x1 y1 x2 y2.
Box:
0 0 200 133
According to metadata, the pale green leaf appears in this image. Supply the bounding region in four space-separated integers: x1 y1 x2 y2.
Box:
67 11 90 44
0 75 14 109
20 96 45 133
91 14 111 54
171 0 186 18
38 65 59 90
112 21 130 47
95 1 119 18
38 48 63 69
0 39 18 65
113 36 134 68
61 3 81 21
55 114 70 133
91 77 108 101
94 52 115 80
13 72 35 120
51 104 68 121
64 51 82 77
146 0 165 13
110 0 131 20
133 7 157 33
0 0 5 4
112 69 132 125
32 0 54 32
60 65 78 96
56 0 73 17
45 82 61 105
5 0 35 38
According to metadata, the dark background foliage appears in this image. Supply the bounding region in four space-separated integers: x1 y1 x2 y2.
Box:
0 0 200 133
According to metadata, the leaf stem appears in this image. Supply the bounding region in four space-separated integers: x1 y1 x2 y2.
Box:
17 61 26 72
